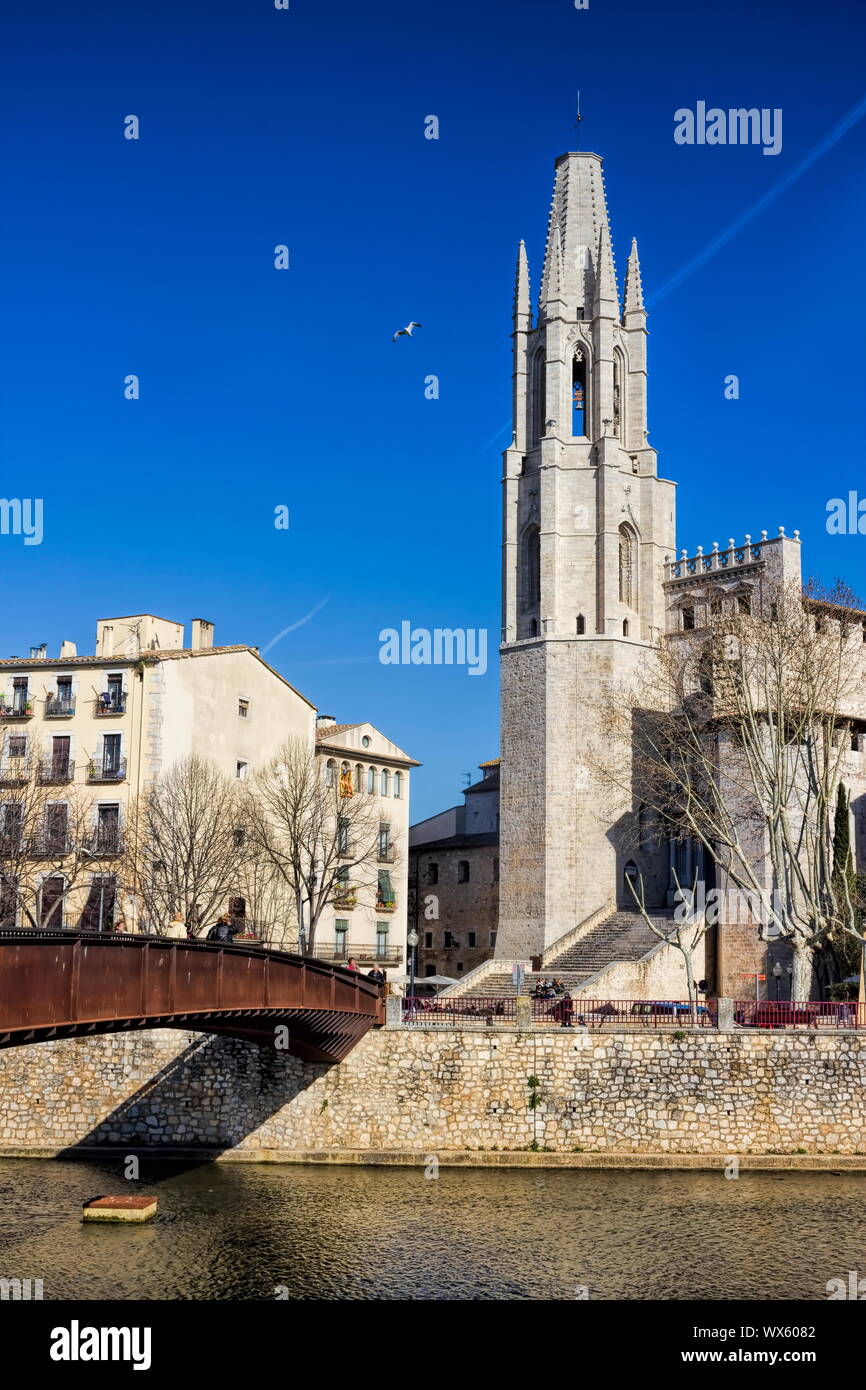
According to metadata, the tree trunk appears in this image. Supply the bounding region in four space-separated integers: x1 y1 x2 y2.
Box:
791 938 813 1001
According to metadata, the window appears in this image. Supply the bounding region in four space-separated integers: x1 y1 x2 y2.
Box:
468 931 477 947
424 965 435 977
375 922 389 958
851 730 860 753
490 930 498 948
424 932 433 949
335 865 350 895
367 766 377 794
444 930 454 948
378 822 391 857
572 350 587 437
681 607 695 631
362 735 371 748
96 804 120 853
39 874 65 929
44 803 69 854
531 350 546 445
79 874 116 932
458 860 470 883
428 862 439 884
738 594 751 616
355 764 364 792
102 733 122 776
493 857 500 882
98 673 125 714
622 620 630 637
8 735 26 760
11 678 28 714
238 699 249 719
394 771 403 799
381 769 391 797
0 874 17 928
377 870 394 908
522 525 541 609
236 760 248 781
337 816 350 855
326 759 336 787
576 614 585 635
457 962 464 972
612 350 623 440
618 525 636 608
334 919 348 959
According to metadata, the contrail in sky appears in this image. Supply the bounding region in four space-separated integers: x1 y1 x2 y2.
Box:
650 93 866 305
262 597 331 655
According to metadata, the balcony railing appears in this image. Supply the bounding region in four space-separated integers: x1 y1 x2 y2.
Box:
95 695 127 717
88 757 127 783
39 757 73 784
377 846 396 863
45 696 75 718
0 760 28 785
332 887 357 908
376 897 397 912
31 833 73 857
83 830 124 857
0 702 33 720
315 943 403 965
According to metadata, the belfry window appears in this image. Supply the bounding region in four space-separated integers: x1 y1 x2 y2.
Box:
613 351 623 440
576 614 585 635
522 524 541 610
531 352 546 446
572 351 587 437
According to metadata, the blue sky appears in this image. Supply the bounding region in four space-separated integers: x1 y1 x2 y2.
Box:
1 0 865 819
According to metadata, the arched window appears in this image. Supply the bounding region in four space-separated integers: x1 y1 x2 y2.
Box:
622 619 629 636
355 763 364 792
394 771 403 799
572 349 587 437
522 524 541 610
325 759 336 787
367 766 378 794
381 769 391 797
458 860 470 883
618 524 636 608
531 351 546 445
613 349 624 440
576 614 585 635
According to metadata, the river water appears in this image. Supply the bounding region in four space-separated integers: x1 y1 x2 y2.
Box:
0 1158 864 1300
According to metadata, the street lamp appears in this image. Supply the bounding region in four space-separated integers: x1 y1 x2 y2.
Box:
407 927 419 1017
786 963 794 1001
772 961 782 1001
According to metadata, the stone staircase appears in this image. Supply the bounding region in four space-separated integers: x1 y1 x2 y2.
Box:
453 909 674 999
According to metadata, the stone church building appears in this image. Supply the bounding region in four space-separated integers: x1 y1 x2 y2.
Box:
481 146 843 1001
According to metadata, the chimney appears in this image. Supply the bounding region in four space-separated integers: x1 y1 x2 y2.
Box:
316 714 337 728
190 619 214 652
30 643 47 660
59 640 77 659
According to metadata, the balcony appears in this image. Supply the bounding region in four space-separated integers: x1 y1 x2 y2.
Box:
375 897 397 913
45 696 75 718
39 757 73 784
315 943 403 966
83 830 124 857
377 846 396 863
0 701 33 721
332 886 357 909
88 757 127 783
32 833 73 858
95 695 127 717
0 760 28 785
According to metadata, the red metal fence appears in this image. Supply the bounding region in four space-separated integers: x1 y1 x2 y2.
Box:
734 1000 866 1029
401 997 717 1027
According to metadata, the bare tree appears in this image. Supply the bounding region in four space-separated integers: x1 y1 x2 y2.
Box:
0 752 116 929
599 581 866 999
123 754 250 934
245 737 390 955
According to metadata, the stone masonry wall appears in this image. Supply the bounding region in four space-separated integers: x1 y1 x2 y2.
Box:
1 1025 866 1156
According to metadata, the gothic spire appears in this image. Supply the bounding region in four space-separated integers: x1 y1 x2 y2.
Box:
623 237 645 322
513 240 531 323
594 219 619 317
540 222 564 312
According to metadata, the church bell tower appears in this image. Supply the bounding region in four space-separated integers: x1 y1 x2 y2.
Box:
497 151 677 958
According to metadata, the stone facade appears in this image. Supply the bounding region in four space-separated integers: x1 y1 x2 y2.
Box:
2 1026 866 1157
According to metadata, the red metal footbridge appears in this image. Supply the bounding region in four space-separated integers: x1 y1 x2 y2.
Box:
0 932 383 1063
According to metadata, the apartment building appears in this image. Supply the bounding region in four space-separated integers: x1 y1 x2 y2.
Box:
314 720 418 984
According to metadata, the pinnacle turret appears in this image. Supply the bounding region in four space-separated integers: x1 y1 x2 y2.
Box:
623 238 645 321
594 220 619 317
513 240 531 323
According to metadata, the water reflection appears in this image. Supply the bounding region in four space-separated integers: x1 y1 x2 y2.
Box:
0 1159 863 1300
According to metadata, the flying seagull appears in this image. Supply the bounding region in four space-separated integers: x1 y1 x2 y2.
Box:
392 321 422 341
